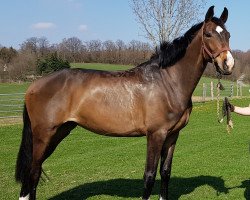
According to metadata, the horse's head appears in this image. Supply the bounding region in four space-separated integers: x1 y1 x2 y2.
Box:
202 6 234 75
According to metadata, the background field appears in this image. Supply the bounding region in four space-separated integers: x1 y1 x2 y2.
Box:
71 63 132 71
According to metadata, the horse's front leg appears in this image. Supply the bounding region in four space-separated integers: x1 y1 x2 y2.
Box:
142 132 166 200
159 132 179 200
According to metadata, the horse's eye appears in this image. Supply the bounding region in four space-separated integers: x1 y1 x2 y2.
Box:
204 32 212 38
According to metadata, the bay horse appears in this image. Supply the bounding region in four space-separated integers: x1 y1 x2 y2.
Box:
16 6 234 200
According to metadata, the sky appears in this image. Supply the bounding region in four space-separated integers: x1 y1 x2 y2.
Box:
0 0 250 51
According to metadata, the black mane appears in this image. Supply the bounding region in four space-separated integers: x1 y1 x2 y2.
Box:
151 22 203 68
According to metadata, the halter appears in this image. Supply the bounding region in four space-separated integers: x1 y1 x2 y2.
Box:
201 22 231 61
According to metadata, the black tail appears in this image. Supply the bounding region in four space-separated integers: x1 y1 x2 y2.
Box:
15 104 33 183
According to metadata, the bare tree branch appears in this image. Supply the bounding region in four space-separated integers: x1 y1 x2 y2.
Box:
130 0 207 45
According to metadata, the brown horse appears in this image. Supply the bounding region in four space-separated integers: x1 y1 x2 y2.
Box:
16 6 234 200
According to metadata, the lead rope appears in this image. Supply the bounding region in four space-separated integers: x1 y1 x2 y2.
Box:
216 71 233 134
216 73 223 123
227 109 233 133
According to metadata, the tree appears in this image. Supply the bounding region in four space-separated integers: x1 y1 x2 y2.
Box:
37 53 70 75
130 0 207 46
0 47 18 63
37 37 50 57
85 40 102 62
8 52 37 81
20 37 39 55
59 37 85 62
20 37 50 58
102 40 117 63
116 39 127 63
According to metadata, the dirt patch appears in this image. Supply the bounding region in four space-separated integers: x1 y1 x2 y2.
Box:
0 117 22 126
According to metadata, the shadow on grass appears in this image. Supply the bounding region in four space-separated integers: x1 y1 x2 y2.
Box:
241 179 250 200
233 179 250 200
49 175 229 200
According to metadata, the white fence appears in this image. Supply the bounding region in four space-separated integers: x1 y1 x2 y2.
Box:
0 93 25 119
195 81 249 102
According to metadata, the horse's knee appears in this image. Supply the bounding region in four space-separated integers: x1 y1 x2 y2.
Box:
144 171 157 188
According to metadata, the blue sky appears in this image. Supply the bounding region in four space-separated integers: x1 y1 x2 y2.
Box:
0 0 249 51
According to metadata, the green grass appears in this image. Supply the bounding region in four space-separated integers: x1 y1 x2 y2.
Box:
71 63 132 71
0 98 249 199
0 82 30 94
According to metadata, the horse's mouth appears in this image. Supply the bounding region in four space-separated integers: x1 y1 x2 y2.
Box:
215 63 232 75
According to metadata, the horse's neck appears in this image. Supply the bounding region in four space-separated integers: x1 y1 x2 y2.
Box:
180 34 207 93
161 33 207 104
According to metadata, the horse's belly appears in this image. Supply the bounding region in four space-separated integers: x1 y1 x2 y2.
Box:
74 106 146 137
77 118 146 137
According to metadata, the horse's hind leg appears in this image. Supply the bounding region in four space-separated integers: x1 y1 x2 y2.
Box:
28 122 77 200
17 125 49 200
43 122 77 160
28 138 47 199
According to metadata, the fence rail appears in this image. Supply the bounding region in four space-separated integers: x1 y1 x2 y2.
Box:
195 81 250 102
0 93 25 119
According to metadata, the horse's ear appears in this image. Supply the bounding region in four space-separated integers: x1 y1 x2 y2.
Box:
220 7 228 24
205 6 214 22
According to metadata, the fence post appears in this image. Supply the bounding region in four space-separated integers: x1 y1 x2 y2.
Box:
230 83 234 97
237 83 239 97
202 83 206 101
240 84 242 97
211 81 214 100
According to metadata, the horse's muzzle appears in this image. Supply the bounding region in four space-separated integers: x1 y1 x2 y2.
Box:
222 62 233 75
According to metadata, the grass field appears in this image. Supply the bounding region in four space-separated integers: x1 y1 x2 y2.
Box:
0 98 249 199
0 82 30 94
71 63 132 71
